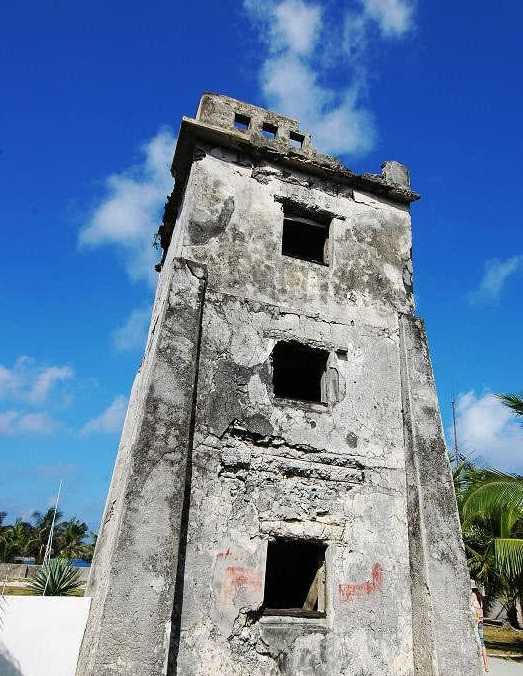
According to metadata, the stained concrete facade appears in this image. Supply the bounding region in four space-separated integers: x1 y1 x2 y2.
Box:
77 94 482 676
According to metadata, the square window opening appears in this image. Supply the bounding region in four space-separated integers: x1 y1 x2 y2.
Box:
262 122 278 139
282 214 330 265
272 340 328 403
263 539 327 618
234 113 251 130
289 131 305 148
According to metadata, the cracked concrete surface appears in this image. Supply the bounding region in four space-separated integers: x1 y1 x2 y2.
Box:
77 94 482 676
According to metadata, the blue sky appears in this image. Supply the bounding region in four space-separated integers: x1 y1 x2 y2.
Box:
1 0 522 530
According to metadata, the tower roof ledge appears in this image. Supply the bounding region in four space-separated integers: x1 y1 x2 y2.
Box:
171 93 420 206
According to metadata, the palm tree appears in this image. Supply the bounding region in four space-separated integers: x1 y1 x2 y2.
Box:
25 508 63 564
55 518 91 560
462 470 523 578
458 467 523 626
497 393 523 423
457 393 523 581
0 520 32 563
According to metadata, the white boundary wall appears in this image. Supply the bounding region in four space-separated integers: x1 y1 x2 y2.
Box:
0 596 91 676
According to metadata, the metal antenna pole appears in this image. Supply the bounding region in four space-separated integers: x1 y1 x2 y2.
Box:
42 479 63 596
451 399 459 468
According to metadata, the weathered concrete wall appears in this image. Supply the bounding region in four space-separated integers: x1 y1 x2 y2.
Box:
0 596 91 676
162 145 479 674
400 316 482 675
168 145 413 324
0 564 29 580
173 292 413 675
76 258 207 676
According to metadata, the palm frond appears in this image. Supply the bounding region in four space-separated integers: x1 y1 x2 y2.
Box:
462 470 523 522
497 393 523 421
494 538 523 579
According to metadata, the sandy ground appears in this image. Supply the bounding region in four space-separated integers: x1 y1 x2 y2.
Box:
490 657 523 674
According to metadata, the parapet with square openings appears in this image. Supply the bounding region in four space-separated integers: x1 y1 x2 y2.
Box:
289 130 305 148
262 122 278 139
234 112 250 130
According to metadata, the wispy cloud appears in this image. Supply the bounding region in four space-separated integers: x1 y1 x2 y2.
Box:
451 390 523 471
0 410 58 436
79 128 175 286
31 463 80 479
0 357 73 405
244 0 416 156
358 0 415 37
0 357 75 436
468 255 521 304
80 395 127 437
112 306 152 352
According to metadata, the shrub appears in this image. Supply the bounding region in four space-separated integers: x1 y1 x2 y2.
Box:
28 558 82 596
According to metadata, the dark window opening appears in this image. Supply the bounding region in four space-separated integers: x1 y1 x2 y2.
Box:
262 122 278 139
263 539 326 618
289 131 305 148
282 214 330 265
272 340 328 403
234 113 251 130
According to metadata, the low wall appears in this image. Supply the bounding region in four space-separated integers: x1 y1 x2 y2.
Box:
0 565 29 581
0 596 91 676
0 563 90 583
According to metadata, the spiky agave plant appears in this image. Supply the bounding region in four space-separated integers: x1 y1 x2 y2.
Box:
28 557 82 596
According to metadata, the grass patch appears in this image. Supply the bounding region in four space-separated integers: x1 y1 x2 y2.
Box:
485 624 523 659
1 585 84 597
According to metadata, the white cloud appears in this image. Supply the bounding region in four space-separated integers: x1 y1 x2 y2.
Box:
29 365 74 404
468 256 521 304
451 391 523 472
32 463 80 479
261 54 375 155
271 0 322 55
112 306 152 352
358 0 415 37
343 11 368 56
0 410 58 436
79 128 175 286
0 357 74 404
244 0 415 156
80 395 127 437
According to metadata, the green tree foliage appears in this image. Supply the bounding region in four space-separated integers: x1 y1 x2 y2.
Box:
451 388 523 626
497 393 523 422
55 518 91 560
27 557 82 596
25 508 64 564
0 509 96 564
0 520 32 563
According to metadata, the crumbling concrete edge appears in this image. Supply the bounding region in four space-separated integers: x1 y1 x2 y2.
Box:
399 314 482 676
76 258 207 676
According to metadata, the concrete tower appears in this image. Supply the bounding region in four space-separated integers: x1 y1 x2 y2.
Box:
77 94 482 676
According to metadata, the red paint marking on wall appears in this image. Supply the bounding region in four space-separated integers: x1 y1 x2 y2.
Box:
216 548 247 562
221 565 262 606
217 547 233 559
338 563 383 602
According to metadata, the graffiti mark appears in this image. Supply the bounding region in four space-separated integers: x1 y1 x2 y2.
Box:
217 547 233 559
221 565 262 606
216 547 247 562
338 563 383 602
